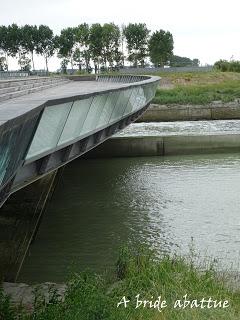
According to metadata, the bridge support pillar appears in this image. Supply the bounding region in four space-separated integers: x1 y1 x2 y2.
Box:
0 170 61 282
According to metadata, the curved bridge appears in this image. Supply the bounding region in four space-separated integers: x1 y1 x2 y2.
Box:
0 75 160 207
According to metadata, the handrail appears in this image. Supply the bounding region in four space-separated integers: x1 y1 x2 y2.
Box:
0 71 30 79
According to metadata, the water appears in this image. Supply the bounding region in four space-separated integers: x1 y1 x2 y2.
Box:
114 120 240 137
19 153 240 283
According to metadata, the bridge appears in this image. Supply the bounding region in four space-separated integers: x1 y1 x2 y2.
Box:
0 74 160 208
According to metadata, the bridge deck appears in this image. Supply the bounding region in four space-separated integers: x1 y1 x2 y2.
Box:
0 81 127 122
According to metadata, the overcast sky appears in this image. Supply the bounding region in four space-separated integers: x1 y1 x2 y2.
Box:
1 0 240 70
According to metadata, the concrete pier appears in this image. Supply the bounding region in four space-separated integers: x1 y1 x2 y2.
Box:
85 134 240 158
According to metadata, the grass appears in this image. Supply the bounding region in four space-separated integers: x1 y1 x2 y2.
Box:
1 246 240 320
156 71 240 86
153 80 240 105
151 71 240 105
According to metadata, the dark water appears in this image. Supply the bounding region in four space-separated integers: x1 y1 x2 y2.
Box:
19 153 240 283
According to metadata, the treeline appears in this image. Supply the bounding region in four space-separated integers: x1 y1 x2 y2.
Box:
0 23 176 73
214 60 240 72
170 55 200 67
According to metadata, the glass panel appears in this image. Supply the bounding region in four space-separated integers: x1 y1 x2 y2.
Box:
154 82 159 95
27 102 72 158
150 84 155 100
119 89 133 117
149 84 155 100
123 87 138 116
140 86 147 106
143 84 152 102
0 126 21 184
7 115 39 179
0 130 13 185
0 114 39 186
81 95 107 135
96 92 120 129
132 87 141 111
133 86 146 111
110 89 132 122
58 97 93 145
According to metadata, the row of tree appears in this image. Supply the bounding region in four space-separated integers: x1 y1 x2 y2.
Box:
0 23 198 73
170 55 200 67
0 24 55 72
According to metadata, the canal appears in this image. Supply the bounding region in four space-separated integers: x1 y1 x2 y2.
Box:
19 151 240 283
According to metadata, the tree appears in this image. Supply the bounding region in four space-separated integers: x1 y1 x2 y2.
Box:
0 24 23 70
7 24 21 57
21 25 39 70
123 23 150 67
57 27 76 69
0 56 7 71
170 55 199 67
36 25 56 73
102 23 120 69
89 23 103 73
192 59 200 66
120 24 125 67
18 54 31 71
0 26 10 70
74 23 90 71
214 60 229 72
8 24 25 70
214 59 240 72
60 58 69 74
148 30 173 67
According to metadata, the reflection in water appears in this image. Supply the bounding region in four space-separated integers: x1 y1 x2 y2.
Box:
19 153 240 283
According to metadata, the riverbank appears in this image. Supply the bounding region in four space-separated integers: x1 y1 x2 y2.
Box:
140 71 240 104
152 70 240 106
153 79 240 105
137 100 240 122
1 247 240 319
144 71 240 87
155 71 240 89
137 71 240 122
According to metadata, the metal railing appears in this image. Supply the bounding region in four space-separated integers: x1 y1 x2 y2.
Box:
0 70 49 79
119 66 213 74
96 74 150 83
0 71 30 79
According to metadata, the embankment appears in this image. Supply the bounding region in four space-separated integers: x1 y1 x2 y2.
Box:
137 100 240 122
84 134 240 158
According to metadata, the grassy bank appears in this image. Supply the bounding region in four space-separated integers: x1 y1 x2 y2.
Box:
1 246 240 320
153 80 240 105
156 71 240 86
151 71 240 105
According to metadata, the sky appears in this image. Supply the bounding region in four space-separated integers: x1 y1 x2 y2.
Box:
1 0 240 71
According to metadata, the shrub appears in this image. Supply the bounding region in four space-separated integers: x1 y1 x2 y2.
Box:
214 60 240 72
214 60 230 72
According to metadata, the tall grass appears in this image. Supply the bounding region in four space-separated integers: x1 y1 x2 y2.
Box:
1 246 240 319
